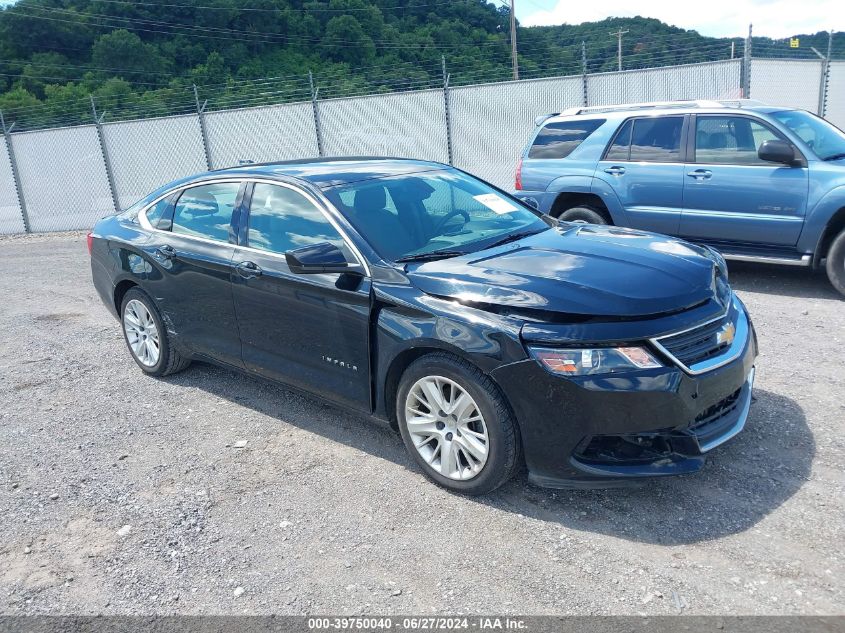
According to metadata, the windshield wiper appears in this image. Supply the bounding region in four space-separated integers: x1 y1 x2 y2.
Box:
483 228 545 250
395 250 467 263
823 152 845 161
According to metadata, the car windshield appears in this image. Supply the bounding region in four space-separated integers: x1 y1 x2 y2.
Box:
771 110 845 161
323 168 548 262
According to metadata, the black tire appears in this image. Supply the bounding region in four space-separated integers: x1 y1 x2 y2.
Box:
395 352 520 495
826 229 845 297
559 205 608 225
120 287 191 376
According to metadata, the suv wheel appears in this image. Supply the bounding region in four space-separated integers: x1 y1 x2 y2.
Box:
121 288 191 376
559 205 608 225
396 353 520 495
826 228 845 297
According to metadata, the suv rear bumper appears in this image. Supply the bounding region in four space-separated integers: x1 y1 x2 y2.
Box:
489 316 758 488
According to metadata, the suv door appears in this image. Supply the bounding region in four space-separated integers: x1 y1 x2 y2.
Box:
231 181 372 412
679 114 808 246
141 180 244 368
593 115 687 235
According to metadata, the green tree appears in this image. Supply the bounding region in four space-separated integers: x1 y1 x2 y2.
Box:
91 30 169 86
322 15 376 65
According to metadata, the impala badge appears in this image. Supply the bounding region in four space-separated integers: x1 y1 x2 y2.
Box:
322 355 358 372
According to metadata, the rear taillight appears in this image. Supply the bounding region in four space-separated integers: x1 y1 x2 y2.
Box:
515 157 523 190
87 232 94 255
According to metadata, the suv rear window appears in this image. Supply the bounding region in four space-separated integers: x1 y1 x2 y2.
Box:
528 119 605 159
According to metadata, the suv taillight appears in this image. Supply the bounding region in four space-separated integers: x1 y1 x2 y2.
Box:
87 232 94 255
515 157 523 190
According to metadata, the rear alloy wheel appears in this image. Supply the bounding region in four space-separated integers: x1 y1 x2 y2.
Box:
396 353 520 494
559 205 608 225
120 288 190 376
825 228 845 297
124 299 161 368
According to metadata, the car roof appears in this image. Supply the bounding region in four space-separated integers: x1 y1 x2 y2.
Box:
208 157 448 189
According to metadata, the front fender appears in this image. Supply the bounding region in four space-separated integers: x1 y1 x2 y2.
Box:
799 184 845 255
372 289 526 419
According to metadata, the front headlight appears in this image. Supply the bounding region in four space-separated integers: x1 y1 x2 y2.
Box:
529 346 662 376
705 246 729 281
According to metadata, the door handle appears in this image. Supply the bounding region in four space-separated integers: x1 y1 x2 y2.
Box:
236 260 262 278
687 169 713 180
604 166 626 175
156 244 176 259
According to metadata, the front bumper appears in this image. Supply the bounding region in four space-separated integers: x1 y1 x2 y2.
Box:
489 301 759 488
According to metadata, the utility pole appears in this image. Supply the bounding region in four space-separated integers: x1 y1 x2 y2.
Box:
610 27 628 71
731 41 735 59
509 0 519 80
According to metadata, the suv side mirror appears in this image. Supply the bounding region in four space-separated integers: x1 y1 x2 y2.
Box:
758 139 797 165
285 242 363 275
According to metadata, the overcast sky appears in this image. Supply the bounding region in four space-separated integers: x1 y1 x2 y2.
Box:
518 0 844 38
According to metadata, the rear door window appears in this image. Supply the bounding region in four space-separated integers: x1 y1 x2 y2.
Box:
528 119 605 159
171 182 240 242
605 119 633 160
605 117 684 162
629 117 684 162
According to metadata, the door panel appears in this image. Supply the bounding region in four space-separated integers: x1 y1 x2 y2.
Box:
141 181 243 367
232 251 372 411
143 234 242 367
594 116 686 235
680 115 808 246
231 182 372 411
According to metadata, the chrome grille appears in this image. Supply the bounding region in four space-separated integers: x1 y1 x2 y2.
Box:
658 316 731 367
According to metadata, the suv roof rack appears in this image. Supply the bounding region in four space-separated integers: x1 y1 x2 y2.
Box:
536 99 768 124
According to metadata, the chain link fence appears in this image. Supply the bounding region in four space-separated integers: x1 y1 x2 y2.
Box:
750 59 824 115
826 61 845 131
0 137 24 234
0 56 842 234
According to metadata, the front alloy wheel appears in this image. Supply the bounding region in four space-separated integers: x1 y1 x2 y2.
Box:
396 353 520 494
404 375 489 480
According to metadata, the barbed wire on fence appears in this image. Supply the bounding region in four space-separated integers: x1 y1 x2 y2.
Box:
0 28 840 133
0 54 843 235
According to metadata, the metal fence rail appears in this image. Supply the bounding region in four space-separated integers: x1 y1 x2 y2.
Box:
0 56 843 234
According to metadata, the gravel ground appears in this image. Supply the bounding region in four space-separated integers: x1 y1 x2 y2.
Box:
0 232 843 616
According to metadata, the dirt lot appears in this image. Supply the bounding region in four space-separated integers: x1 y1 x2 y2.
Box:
0 232 842 616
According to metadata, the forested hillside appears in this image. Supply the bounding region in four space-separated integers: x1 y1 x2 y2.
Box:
0 0 840 129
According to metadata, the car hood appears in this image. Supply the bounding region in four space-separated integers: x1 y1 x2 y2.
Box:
406 225 721 318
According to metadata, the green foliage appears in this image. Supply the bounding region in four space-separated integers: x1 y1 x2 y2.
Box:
0 0 840 131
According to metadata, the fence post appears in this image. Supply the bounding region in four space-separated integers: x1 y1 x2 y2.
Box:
818 31 833 117
442 55 454 166
90 96 121 214
0 111 30 233
193 85 213 170
309 71 325 157
581 41 588 107
742 23 752 98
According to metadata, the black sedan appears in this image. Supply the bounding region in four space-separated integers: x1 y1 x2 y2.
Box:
89 158 757 494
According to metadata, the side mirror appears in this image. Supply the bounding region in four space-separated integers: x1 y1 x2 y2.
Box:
758 139 797 165
285 242 363 275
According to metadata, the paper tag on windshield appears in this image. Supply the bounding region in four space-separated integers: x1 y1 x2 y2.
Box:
473 193 518 215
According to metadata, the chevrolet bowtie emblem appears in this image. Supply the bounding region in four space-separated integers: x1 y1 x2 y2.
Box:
716 322 736 346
